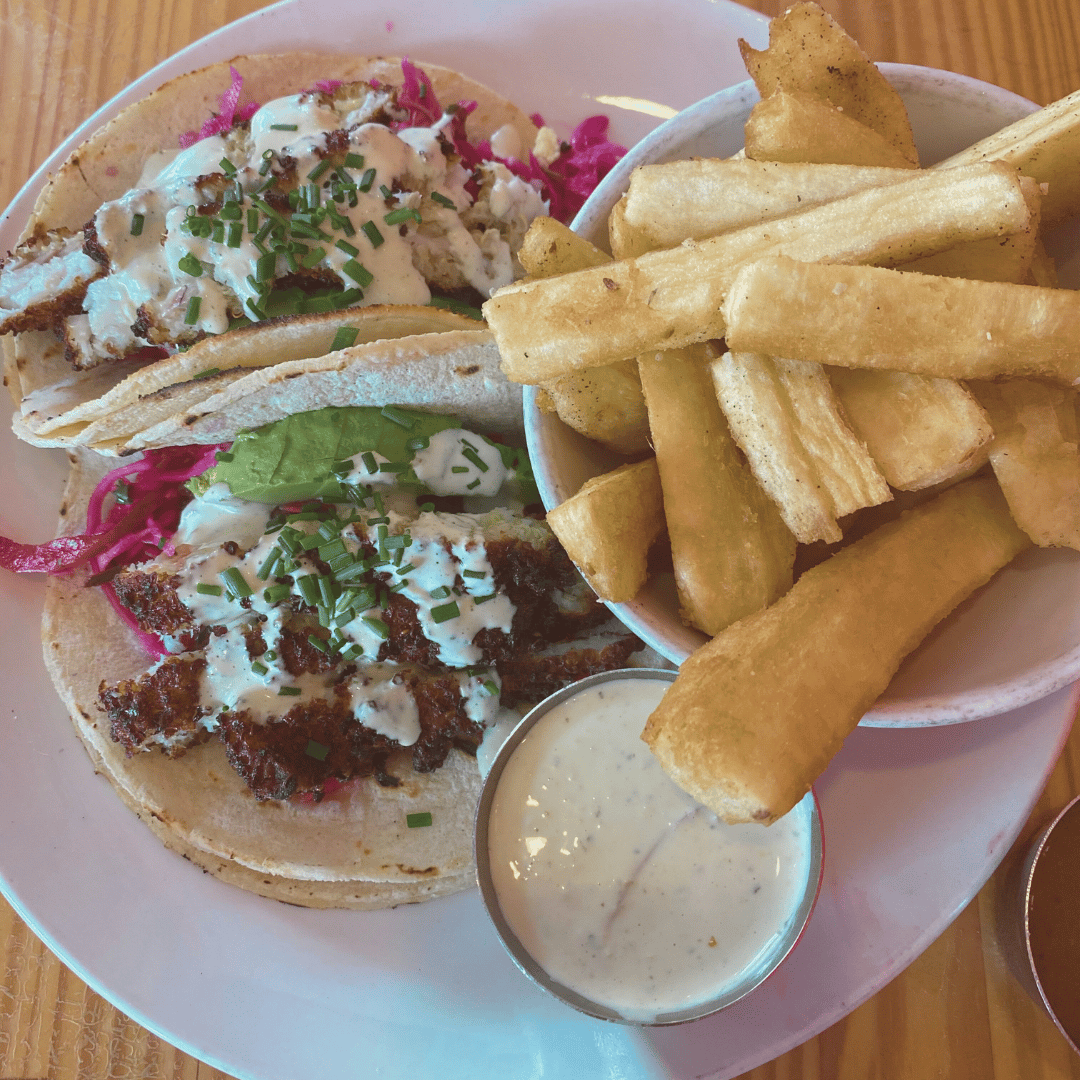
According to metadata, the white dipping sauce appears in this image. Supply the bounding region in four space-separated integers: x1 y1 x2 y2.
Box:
487 677 813 1022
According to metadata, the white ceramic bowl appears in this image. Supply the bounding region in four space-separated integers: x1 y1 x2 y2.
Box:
525 64 1080 728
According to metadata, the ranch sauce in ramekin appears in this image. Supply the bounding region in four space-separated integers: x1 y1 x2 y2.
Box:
482 672 817 1024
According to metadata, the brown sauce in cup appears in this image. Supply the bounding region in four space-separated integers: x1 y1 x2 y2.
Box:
1028 799 1080 1046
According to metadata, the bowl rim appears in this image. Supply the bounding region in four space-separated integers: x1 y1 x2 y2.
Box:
473 666 825 1026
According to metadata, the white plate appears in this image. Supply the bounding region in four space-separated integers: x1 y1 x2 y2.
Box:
526 64 1080 728
1 5 1077 1079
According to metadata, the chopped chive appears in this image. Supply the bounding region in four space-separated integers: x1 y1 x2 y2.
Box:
270 123 299 131
406 812 432 828
256 547 281 580
335 239 359 257
342 259 374 287
461 446 490 472
467 478 481 490
255 250 277 282
419 502 435 513
227 222 243 247
396 563 416 576
300 246 326 269
384 207 422 226
344 152 365 169
306 634 330 654
278 685 302 696
362 616 390 640
358 167 377 192
474 592 497 604
251 661 269 676
430 191 456 209
462 569 486 579
193 366 220 380
219 200 242 220
334 287 364 309
380 405 414 428
358 451 377 475
196 583 223 596
482 680 500 696
307 159 331 181
450 466 469 474
178 252 203 277
264 650 277 662
247 207 260 232
130 213 145 236
381 534 407 550
429 585 451 600
246 297 268 321
379 184 392 199
317 576 336 606
276 526 302 555
339 643 363 662
220 567 253 599
183 295 202 325
360 221 384 248
330 325 359 352
263 583 292 604
431 601 460 623
297 575 322 605
305 739 330 761
219 157 237 176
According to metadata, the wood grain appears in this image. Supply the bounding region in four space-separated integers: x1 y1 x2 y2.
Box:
1 1 1079 1078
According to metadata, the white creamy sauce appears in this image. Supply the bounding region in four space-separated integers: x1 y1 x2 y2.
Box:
410 428 508 496
0 234 100 318
487 677 813 1023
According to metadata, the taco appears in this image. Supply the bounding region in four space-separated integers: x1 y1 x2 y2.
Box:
0 54 621 448
31 380 647 909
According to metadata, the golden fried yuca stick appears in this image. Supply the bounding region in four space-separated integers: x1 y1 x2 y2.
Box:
739 2 919 166
521 217 651 455
641 476 1032 825
828 368 992 490
608 159 912 259
484 162 1030 383
637 344 795 636
744 91 918 169
710 351 890 544
901 173 1043 284
518 216 612 277
723 256 1080 386
969 380 1080 550
545 458 665 603
935 86 1080 229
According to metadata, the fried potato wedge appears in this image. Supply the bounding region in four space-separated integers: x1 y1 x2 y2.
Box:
608 159 912 259
486 162 1030 382
937 86 1080 228
744 91 918 170
738 2 919 166
970 380 1080 550
641 476 1032 824
723 256 1080 386
637 344 795 636
518 216 613 277
710 351 890 544
521 217 651 454
828 368 992 491
546 458 665 603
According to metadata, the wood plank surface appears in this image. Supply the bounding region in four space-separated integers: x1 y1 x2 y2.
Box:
0 1 1078 1078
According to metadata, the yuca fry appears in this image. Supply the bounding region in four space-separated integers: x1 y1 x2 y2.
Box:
609 159 912 259
545 458 665 603
828 368 992 490
523 218 651 454
744 91 917 169
637 344 795 636
722 256 1080 386
518 216 613 277
902 173 1043 284
936 86 1080 229
710 350 890 544
970 380 1080 550
738 2 919 166
485 162 1030 383
642 476 1032 825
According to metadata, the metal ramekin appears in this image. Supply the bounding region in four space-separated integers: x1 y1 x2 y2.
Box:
474 667 824 1026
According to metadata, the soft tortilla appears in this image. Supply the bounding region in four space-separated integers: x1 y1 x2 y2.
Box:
9 54 537 431
42 449 486 907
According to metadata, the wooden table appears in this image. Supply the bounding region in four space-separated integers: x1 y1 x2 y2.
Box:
1 1 1078 1077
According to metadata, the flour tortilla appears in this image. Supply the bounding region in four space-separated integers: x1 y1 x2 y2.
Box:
42 449 489 908
9 54 538 437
